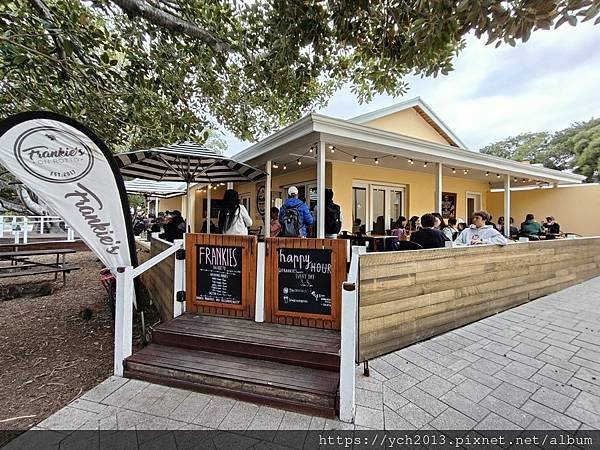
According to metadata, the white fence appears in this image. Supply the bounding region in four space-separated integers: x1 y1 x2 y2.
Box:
0 215 75 243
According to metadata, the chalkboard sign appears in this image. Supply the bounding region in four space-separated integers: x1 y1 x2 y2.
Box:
278 248 332 315
196 244 243 305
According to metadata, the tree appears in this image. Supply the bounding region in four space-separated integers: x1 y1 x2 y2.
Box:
479 118 600 181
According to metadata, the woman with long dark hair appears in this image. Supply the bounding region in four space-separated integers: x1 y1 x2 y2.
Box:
218 189 252 235
432 212 453 240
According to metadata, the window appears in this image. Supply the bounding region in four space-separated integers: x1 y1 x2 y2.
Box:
240 193 251 215
352 182 406 234
466 192 481 220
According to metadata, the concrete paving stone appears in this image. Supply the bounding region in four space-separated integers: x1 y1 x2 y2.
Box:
490 382 531 408
218 401 259 430
521 400 580 430
79 376 129 403
573 366 600 387
480 334 519 349
447 373 467 385
480 395 534 429
396 360 434 381
144 387 191 418
247 405 285 430
3 430 65 450
545 323 581 336
537 363 575 384
467 358 504 377
472 348 511 366
460 366 503 389
416 375 454 398
307 416 326 430
134 414 185 431
572 338 600 354
565 404 600 429
401 386 448 417
570 376 600 398
370 359 403 380
439 391 490 422
114 409 153 430
575 347 600 363
541 337 581 353
475 412 522 430
428 407 477 430
356 387 384 409
101 379 149 407
368 368 388 382
139 432 178 450
383 385 409 411
572 391 600 415
513 342 545 358
123 383 171 413
424 341 454 356
411 344 448 361
530 373 581 399
504 360 540 379
38 406 99 430
69 398 108 414
192 397 235 428
448 358 472 373
530 387 573 413
536 352 582 373
504 351 545 370
168 391 212 423
570 356 600 374
520 329 547 341
395 402 434 428
323 418 353 430
381 352 408 368
354 405 384 429
545 330 578 344
541 345 576 362
451 349 480 363
452 329 487 343
432 335 464 350
278 411 312 430
513 335 550 350
384 372 420 394
451 378 493 404
383 406 415 429
355 372 384 393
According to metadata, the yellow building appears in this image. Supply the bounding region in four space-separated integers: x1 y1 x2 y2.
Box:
167 98 598 237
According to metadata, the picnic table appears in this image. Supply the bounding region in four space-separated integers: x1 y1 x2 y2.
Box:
0 248 80 284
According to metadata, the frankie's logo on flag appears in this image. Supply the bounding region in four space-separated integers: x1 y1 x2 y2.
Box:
0 112 136 274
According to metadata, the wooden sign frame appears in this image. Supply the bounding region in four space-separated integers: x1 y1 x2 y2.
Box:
265 238 347 329
185 233 257 318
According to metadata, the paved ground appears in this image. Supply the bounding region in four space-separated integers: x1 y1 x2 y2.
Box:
23 277 600 433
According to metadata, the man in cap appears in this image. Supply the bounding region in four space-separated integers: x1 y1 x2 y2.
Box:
278 186 313 237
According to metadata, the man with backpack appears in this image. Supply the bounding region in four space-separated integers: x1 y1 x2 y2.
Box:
278 186 313 237
324 189 342 239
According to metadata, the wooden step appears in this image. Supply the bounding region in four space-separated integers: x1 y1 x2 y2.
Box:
151 314 340 371
124 344 339 418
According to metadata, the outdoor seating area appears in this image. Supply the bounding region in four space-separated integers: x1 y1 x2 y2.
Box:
0 247 80 285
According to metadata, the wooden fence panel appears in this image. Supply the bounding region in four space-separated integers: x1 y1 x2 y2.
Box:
143 237 175 321
265 238 347 330
185 233 257 319
358 237 600 361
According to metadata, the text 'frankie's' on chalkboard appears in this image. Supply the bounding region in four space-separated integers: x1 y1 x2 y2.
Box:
196 244 243 305
278 248 332 316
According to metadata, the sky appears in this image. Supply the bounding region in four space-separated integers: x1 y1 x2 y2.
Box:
222 21 600 155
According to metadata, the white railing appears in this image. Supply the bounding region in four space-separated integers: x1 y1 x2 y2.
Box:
339 245 367 423
114 235 186 376
0 215 75 243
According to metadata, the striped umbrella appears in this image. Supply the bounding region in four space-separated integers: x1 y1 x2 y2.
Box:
115 143 266 231
124 179 188 199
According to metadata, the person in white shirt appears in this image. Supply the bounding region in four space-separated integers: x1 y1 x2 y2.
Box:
218 189 252 235
454 210 508 246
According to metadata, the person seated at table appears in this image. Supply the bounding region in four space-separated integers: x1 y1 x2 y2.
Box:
455 210 507 246
390 216 407 239
270 206 282 237
498 216 519 238
520 213 544 236
409 214 449 249
408 215 420 232
159 210 185 242
447 217 459 240
432 212 453 241
543 216 560 235
456 220 467 235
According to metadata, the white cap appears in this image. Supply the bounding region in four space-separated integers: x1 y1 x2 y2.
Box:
288 186 298 196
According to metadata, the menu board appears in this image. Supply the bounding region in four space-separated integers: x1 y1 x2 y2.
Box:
278 248 332 316
196 244 243 305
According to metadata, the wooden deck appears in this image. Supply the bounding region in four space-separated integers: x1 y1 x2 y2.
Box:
124 314 341 417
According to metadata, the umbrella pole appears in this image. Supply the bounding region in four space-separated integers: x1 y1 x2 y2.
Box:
207 185 211 234
186 181 191 233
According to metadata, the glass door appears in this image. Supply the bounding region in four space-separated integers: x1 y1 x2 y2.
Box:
371 188 386 234
352 186 367 233
390 189 404 229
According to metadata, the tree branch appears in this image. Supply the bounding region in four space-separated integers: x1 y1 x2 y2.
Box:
110 0 230 53
27 0 68 77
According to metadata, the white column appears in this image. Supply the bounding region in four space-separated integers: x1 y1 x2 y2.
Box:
227 182 233 189
206 186 211 234
317 141 326 238
264 161 272 238
504 175 511 238
255 242 266 322
114 266 134 376
23 217 28 244
173 239 185 317
434 163 443 213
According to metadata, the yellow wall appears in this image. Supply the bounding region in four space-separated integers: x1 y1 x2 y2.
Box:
331 161 489 231
487 184 600 237
158 196 184 213
363 108 449 145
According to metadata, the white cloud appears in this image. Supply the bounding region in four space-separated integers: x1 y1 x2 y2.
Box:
224 21 600 155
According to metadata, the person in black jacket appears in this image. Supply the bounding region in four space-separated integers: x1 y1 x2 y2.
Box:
159 210 185 242
410 213 449 249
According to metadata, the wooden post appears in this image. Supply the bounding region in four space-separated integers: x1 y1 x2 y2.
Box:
114 266 134 376
265 161 272 238
504 175 511 238
434 162 443 213
173 239 185 318
255 242 266 322
317 142 326 238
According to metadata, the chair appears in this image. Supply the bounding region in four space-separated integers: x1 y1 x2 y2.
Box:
392 240 423 251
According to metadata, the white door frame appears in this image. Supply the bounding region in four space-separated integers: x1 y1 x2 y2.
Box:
353 181 406 233
466 191 482 219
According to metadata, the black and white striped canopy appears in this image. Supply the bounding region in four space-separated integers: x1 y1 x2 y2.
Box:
124 179 188 198
115 142 266 183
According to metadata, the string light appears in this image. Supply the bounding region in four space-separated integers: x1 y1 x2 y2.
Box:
308 146 313 153
452 168 456 174
496 174 501 178
522 178 526 183
463 169 469 175
408 158 414 165
485 171 489 176
392 155 397 159
513 177 518 182
352 156 357 162
272 162 279 169
329 145 335 153
423 162 428 168
283 164 287 170
374 158 379 165
297 159 302 166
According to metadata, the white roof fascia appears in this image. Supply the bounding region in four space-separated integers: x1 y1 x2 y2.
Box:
349 96 469 149
311 114 586 184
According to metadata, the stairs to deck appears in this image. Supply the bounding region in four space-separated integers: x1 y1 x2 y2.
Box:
124 314 341 417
